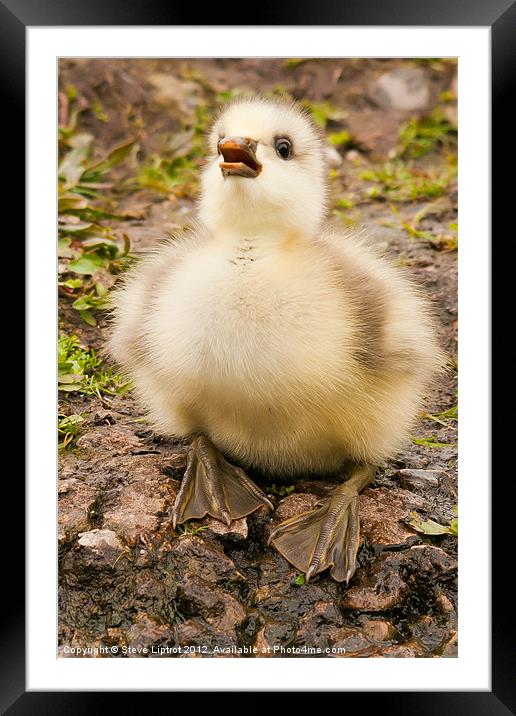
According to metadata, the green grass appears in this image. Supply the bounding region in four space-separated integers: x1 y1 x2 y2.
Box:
422 404 458 427
176 522 209 539
360 160 457 203
58 334 131 398
390 203 458 250
397 110 457 159
411 435 455 448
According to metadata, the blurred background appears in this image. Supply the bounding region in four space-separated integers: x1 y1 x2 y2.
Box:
58 59 458 658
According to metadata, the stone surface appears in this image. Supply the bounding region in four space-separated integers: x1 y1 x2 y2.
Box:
359 486 427 547
76 529 126 568
102 478 175 546
76 425 143 456
324 145 343 168
397 468 443 489
203 516 248 539
341 545 457 613
357 617 396 642
171 535 238 582
125 614 174 655
371 67 430 111
58 479 98 543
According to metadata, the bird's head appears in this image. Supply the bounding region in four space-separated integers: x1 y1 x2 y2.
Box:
198 97 328 238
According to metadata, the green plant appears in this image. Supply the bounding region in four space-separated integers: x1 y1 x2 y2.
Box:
360 160 457 203
136 103 210 197
58 334 131 397
411 435 454 448
327 130 353 147
293 573 306 586
265 484 296 497
390 203 458 250
176 522 209 539
422 404 458 427
58 413 85 449
397 109 457 159
408 507 458 536
58 132 137 325
300 100 348 128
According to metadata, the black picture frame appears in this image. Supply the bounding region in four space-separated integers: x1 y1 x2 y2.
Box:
11 0 509 711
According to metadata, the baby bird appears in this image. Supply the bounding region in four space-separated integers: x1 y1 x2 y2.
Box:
107 96 443 583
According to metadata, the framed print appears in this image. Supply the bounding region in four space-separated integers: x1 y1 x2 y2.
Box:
11 0 509 710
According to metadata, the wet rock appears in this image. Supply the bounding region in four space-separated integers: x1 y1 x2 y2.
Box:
327 627 374 655
440 630 458 657
357 616 396 642
76 529 126 568
410 614 450 653
295 600 350 651
409 544 457 576
102 468 177 546
371 67 430 111
341 545 456 613
175 618 239 654
260 621 297 650
275 493 319 522
435 590 455 614
359 486 427 547
254 627 275 657
203 516 248 540
125 614 174 655
58 479 98 543
59 479 76 495
177 573 245 633
161 451 188 476
76 425 143 456
254 558 341 629
341 565 408 612
397 468 442 489
373 644 419 658
297 600 343 636
171 535 238 583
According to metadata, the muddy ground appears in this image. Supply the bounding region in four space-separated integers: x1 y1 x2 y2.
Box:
58 58 458 658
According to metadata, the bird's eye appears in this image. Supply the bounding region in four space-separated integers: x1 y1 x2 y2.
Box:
275 138 292 160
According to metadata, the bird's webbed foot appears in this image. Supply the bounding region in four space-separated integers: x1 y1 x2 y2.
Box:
172 436 273 528
268 464 375 583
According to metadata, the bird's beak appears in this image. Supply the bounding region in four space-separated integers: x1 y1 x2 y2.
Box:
218 136 262 178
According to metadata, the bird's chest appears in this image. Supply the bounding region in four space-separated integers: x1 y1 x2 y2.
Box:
155 240 348 398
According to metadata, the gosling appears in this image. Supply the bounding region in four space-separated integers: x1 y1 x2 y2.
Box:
107 97 443 583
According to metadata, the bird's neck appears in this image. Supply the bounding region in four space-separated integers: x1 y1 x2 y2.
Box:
207 222 312 252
